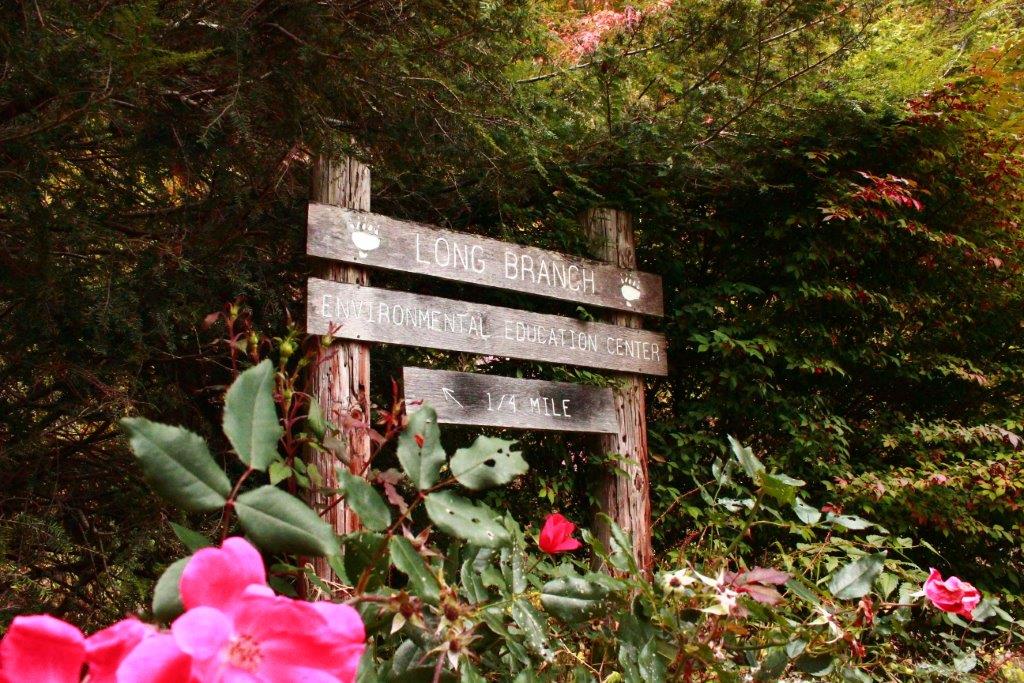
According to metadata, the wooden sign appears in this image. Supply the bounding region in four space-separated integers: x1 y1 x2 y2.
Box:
307 278 668 376
403 368 618 434
307 203 664 317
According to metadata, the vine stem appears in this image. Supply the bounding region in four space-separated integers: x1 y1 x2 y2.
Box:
219 466 255 541
723 489 765 557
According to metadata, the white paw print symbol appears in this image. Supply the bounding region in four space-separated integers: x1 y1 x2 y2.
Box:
348 221 381 258
620 274 642 306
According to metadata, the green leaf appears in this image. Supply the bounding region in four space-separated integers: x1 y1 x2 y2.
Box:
512 599 555 662
762 472 805 505
389 536 441 604
120 417 230 512
342 532 388 591
223 359 283 471
541 576 609 622
268 461 292 485
829 554 885 600
338 469 391 532
450 436 528 490
755 647 789 682
307 396 328 440
792 498 822 525
424 491 510 548
152 556 189 622
169 523 212 552
235 485 340 556
728 435 764 479
827 514 875 531
398 407 446 489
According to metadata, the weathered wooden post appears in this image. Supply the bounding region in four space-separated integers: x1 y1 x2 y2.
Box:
308 154 372 582
582 208 654 576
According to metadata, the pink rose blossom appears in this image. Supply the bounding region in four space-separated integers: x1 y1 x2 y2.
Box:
180 536 268 614
538 513 583 554
116 633 195 683
119 536 365 682
0 614 86 683
924 568 981 619
85 618 154 683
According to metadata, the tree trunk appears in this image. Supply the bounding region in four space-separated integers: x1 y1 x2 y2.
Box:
582 207 654 577
308 155 372 584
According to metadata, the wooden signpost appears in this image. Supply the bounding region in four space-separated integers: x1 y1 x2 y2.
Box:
307 203 664 317
403 367 618 434
307 278 668 376
306 171 665 578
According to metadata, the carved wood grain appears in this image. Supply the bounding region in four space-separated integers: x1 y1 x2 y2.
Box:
308 155 372 584
584 208 654 577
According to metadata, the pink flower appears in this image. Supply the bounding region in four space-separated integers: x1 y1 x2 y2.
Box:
538 513 582 554
0 615 156 683
0 614 85 683
85 618 154 683
116 633 195 683
924 568 982 619
120 536 365 682
170 592 364 682
180 536 268 614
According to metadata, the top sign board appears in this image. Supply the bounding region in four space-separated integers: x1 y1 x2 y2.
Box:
307 203 664 317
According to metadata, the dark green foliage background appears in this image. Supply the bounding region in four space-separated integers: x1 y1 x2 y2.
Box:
1 0 1021 627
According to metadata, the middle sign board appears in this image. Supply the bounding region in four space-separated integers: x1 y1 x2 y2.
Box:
307 278 668 376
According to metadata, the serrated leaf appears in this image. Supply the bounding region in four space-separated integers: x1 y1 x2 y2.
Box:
829 554 885 599
877 572 898 600
169 523 212 552
398 407 446 489
268 461 292 485
728 435 764 479
541 576 609 622
152 556 190 622
389 536 440 604
338 469 391 532
235 485 339 556
223 359 283 471
450 436 528 490
120 417 230 512
424 491 510 548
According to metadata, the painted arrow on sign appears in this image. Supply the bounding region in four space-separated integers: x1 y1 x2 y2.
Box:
441 387 464 408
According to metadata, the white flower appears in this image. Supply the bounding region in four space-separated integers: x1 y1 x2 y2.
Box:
659 569 698 594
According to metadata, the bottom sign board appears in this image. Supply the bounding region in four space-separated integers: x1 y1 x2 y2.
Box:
403 367 618 434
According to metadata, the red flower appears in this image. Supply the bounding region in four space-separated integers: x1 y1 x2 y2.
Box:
538 513 582 554
924 568 981 619
0 615 153 683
